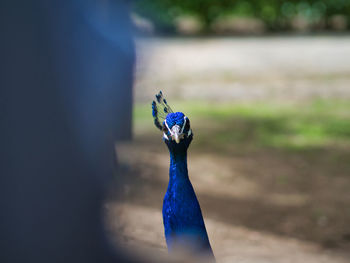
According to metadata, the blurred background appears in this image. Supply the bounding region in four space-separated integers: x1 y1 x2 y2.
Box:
106 1 350 263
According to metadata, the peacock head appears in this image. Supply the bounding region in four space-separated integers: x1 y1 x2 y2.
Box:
152 91 193 147
163 112 192 144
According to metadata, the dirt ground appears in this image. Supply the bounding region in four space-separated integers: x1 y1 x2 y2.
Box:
105 37 350 262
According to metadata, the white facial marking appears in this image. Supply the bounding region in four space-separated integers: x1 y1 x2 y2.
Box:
164 118 188 143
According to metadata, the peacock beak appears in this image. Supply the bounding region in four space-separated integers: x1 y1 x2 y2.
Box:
171 125 181 144
174 133 180 143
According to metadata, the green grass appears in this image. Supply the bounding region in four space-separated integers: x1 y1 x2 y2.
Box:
134 99 350 150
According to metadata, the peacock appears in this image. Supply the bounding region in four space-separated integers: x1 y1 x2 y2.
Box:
152 91 215 260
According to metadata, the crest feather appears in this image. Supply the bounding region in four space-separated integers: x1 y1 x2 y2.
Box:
151 91 173 131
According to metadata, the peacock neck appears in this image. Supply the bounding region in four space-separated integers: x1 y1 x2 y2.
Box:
169 149 189 181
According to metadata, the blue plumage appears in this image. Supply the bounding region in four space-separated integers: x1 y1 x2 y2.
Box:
152 92 214 260
164 112 185 129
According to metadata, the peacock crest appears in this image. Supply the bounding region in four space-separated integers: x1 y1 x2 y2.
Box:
152 91 174 131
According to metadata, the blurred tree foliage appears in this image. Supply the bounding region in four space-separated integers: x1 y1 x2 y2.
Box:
132 0 350 33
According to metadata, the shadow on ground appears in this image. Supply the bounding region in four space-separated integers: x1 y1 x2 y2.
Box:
113 138 350 248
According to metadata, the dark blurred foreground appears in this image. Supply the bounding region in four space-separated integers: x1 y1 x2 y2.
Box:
0 1 135 262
